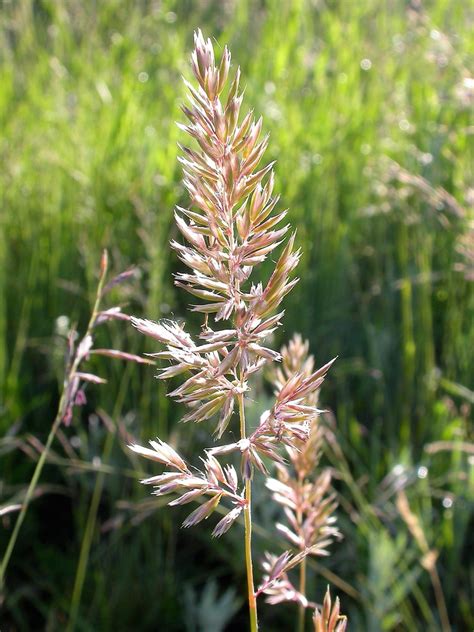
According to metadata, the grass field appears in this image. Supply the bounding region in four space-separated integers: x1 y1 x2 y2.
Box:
1 1 473 630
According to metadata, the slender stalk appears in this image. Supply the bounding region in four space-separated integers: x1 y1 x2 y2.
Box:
0 251 108 593
297 470 306 632
297 554 307 632
0 409 63 592
67 428 115 632
429 566 451 632
244 480 258 632
67 369 131 631
238 392 258 632
396 489 451 632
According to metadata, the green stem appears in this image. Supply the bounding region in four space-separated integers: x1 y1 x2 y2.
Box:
0 409 63 592
67 367 130 631
67 428 116 632
244 479 258 632
296 470 306 632
297 555 307 632
238 392 258 632
0 251 108 594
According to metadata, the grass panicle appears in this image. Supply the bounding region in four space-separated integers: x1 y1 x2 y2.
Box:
129 31 340 631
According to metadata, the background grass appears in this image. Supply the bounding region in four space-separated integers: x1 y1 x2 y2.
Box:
1 0 473 630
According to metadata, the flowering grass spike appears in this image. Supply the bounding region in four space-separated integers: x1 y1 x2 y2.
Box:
130 30 339 631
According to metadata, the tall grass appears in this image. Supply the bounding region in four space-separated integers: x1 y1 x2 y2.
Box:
1 1 472 630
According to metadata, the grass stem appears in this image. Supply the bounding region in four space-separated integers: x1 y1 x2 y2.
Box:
429 565 451 632
0 410 63 592
297 555 307 632
67 428 116 632
239 392 258 632
0 251 108 594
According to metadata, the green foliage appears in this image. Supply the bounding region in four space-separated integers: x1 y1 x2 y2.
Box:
1 0 472 630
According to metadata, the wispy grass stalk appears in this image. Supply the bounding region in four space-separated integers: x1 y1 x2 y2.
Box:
0 252 109 593
67 412 116 632
259 335 343 628
1 251 147 600
129 30 337 630
67 356 137 631
238 391 258 631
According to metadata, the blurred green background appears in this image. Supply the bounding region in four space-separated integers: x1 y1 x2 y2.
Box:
1 0 473 630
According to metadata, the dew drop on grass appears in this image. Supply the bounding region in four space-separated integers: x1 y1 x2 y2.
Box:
419 153 433 165
393 464 404 477
55 315 70 336
417 466 428 479
399 119 410 131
